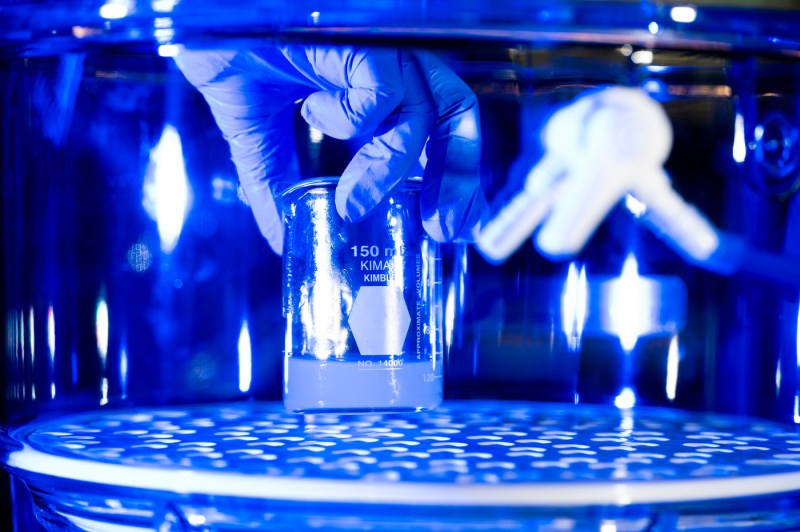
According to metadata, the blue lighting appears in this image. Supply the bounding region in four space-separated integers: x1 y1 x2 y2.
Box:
445 281 456 351
157 44 181 58
795 396 800 424
47 305 56 375
605 254 654 353
631 50 653 65
614 387 637 410
151 0 178 13
238 320 253 394
120 346 128 400
96 297 109 367
100 377 109 406
28 307 35 367
666 335 680 401
143 124 191 254
309 127 324 144
600 521 618 532
99 1 129 20
733 112 747 163
561 262 588 350
670 6 697 24
298 198 349 360
641 79 667 96
795 302 800 423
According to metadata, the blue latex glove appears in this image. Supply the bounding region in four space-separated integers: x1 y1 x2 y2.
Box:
175 46 486 254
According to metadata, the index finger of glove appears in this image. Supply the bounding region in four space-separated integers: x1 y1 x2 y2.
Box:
175 49 309 254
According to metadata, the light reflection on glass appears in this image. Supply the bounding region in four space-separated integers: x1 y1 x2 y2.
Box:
795 396 800 424
285 313 293 365
96 297 109 367
154 28 175 43
614 387 637 410
211 176 239 203
16 311 24 394
28 307 35 366
144 124 191 254
796 301 799 368
600 521 618 532
733 111 747 163
47 306 56 365
19 311 26 400
421 238 437 370
390 210 406 295
300 199 348 359
648 22 660 34
100 377 109 406
607 254 652 353
631 50 653 65
453 109 478 139
619 413 633 432
754 124 764 142
158 44 181 58
309 127 324 144
561 262 588 351
120 346 129 400
445 281 456 352
186 514 207 527
641 79 666 96
99 1 129 20
152 0 179 12
795 301 799 423
666 335 680 401
153 17 178 44
670 6 697 23
238 319 253 394
646 65 669 74
72 26 104 39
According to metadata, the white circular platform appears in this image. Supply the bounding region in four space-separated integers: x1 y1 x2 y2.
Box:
7 401 800 508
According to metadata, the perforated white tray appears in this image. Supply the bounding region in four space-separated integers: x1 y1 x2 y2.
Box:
8 401 800 508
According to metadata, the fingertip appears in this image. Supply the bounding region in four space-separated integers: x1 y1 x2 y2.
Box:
265 230 284 256
334 180 376 223
256 212 284 255
239 183 286 256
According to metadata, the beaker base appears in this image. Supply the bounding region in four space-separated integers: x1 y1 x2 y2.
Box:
284 357 443 413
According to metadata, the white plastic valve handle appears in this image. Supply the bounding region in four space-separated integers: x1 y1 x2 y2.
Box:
477 87 720 263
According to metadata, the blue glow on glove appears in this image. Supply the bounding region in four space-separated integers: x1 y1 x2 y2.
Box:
175 46 486 254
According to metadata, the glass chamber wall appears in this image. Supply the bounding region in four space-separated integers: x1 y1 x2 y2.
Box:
1 0 799 432
1 2 800 530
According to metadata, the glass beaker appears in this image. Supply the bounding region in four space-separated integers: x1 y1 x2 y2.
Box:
281 178 443 413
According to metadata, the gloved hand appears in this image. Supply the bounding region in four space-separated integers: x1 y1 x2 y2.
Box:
175 46 486 254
